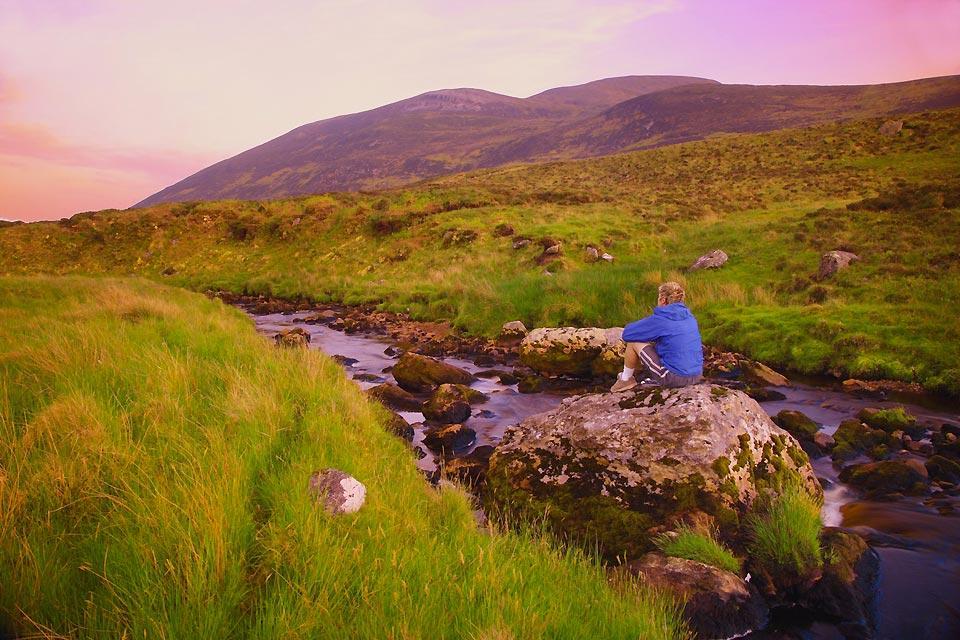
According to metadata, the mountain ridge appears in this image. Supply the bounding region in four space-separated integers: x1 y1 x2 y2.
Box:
136 74 960 207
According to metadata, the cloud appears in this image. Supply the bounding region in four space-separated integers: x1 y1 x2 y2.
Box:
0 121 218 180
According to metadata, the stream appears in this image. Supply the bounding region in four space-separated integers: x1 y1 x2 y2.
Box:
250 309 960 640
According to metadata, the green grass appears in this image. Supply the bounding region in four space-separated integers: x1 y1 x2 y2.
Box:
2 109 960 394
0 276 686 639
654 525 742 574
746 483 824 578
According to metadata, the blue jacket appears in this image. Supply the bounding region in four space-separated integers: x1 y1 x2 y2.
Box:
622 303 704 376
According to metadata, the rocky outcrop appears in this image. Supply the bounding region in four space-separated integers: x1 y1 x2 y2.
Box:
486 385 821 560
422 384 472 424
366 382 423 412
688 249 728 271
308 469 366 514
817 250 859 280
274 327 311 348
391 352 475 393
878 119 903 136
623 553 768 640
519 327 625 377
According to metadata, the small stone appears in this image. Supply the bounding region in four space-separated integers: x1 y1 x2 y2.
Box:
308 469 366 514
688 249 728 271
600 252 614 262
817 250 859 280
274 327 311 348
498 320 528 343
584 246 600 262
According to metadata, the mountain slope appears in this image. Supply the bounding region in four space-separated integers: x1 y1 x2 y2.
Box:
137 75 960 208
136 76 716 206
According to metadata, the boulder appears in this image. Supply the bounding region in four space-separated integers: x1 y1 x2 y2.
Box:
486 385 822 560
803 528 879 639
832 419 897 462
839 459 929 497
274 327 311 348
738 359 789 387
423 423 476 454
688 249 729 271
366 382 424 412
519 327 625 377
450 384 489 405
925 455 960 483
773 410 820 441
878 119 903 136
817 251 859 280
814 431 836 452
391 352 475 393
422 384 472 424
584 246 600 263
308 469 366 514
302 310 338 324
622 553 768 640
857 407 924 439
498 320 529 343
380 408 414 441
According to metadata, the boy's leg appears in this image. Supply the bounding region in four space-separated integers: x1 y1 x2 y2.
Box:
612 342 652 392
634 343 670 382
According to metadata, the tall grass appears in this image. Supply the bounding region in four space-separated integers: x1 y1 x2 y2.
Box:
0 276 686 639
654 525 742 574
746 483 823 578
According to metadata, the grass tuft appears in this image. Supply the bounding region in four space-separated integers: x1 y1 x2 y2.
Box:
746 483 823 578
654 525 742 574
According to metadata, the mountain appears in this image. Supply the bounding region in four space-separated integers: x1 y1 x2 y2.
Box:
137 74 960 206
136 75 716 206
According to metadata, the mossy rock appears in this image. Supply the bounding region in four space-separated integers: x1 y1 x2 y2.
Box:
486 385 821 561
773 410 820 441
832 419 896 462
392 352 475 393
926 455 960 483
422 384 471 424
838 459 929 498
857 407 924 439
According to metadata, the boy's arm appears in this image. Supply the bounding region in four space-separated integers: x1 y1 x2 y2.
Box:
622 315 663 342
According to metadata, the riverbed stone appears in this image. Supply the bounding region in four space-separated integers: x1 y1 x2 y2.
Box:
925 455 960 483
485 384 821 560
622 553 768 640
857 407 924 439
831 419 896 462
308 469 366 514
392 352 475 393
366 382 423 412
422 384 472 424
423 423 476 454
442 445 496 487
274 327 311 348
773 410 820 441
802 528 879 638
498 320 528 344
519 327 625 377
738 358 789 387
839 459 929 498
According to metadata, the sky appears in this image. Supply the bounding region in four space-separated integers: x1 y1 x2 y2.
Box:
1 0 959 221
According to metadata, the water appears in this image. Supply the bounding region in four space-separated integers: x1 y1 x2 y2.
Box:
249 309 960 639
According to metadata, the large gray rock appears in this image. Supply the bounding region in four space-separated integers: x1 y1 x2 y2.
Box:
688 249 728 271
624 553 768 640
498 320 528 343
519 327 625 377
817 250 859 280
486 385 821 560
308 469 366 514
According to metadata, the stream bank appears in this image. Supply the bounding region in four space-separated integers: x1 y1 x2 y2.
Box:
247 306 960 640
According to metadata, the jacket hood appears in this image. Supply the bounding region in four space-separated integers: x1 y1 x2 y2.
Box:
653 302 694 321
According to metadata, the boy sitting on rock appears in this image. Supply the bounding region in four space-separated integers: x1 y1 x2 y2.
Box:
611 281 704 392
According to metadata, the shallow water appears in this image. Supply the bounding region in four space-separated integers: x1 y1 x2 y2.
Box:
249 309 960 639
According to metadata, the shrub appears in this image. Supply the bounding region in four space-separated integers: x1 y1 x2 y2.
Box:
655 525 741 574
747 483 823 578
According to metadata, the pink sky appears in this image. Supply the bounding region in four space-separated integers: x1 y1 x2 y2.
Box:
2 0 959 221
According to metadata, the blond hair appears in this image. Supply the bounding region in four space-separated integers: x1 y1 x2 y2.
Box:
658 281 685 304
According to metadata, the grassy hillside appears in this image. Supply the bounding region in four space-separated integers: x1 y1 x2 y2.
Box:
2 109 959 394
0 276 684 639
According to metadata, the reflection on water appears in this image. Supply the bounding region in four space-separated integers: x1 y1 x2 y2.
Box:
249 309 960 640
